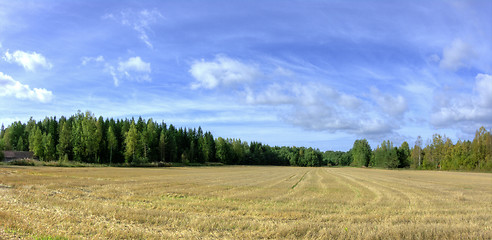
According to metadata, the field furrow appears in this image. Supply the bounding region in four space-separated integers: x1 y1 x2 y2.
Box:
0 166 491 239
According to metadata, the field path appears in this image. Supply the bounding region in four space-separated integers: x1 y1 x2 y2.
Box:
0 166 490 239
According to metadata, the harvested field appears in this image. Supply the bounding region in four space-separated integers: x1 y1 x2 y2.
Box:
0 166 490 239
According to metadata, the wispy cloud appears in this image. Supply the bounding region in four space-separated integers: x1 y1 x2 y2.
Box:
439 39 475 71
0 72 53 103
3 50 53 71
104 64 119 87
189 55 408 138
82 55 151 87
370 87 407 117
81 55 104 65
103 9 163 49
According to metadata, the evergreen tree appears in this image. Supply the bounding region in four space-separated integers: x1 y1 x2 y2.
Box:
82 111 99 162
159 129 167 161
57 121 71 160
107 126 117 164
124 122 139 164
44 133 56 161
398 141 411 168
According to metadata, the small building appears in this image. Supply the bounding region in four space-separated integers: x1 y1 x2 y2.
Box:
2 151 35 162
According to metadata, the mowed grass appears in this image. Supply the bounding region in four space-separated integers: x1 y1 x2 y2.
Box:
0 166 490 239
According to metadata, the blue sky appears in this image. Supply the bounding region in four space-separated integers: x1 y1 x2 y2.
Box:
0 0 491 151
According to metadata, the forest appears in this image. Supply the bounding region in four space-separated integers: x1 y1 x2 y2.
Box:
0 111 490 170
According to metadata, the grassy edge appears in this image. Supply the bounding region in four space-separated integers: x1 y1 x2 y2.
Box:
1 159 225 168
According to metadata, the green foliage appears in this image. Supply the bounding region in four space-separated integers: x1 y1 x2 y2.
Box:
44 133 56 161
107 126 117 164
373 140 398 168
398 141 410 168
351 139 371 167
323 150 352 166
32 127 44 160
215 137 232 164
411 136 423 169
1 111 490 170
124 122 139 164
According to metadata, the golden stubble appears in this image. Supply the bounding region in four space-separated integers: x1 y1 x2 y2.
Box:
0 166 490 239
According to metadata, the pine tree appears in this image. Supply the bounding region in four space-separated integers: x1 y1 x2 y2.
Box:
398 141 411 168
57 121 71 160
159 129 167 162
44 133 56 161
107 126 117 165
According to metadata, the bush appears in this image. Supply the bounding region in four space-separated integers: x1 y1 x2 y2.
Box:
158 162 173 167
10 158 37 166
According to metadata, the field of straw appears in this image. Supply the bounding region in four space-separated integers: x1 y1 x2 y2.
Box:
0 166 491 239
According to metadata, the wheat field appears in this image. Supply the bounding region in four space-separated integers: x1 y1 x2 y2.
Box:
0 166 490 239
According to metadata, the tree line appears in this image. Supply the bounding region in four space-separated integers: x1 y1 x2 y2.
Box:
349 128 492 170
0 111 490 170
0 111 324 166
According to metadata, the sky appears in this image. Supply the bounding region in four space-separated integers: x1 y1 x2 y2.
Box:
0 0 491 151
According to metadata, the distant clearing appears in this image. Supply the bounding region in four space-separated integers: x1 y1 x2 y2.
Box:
0 166 490 239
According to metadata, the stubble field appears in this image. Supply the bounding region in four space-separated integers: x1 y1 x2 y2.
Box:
0 166 490 239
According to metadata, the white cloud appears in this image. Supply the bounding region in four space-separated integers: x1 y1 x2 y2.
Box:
3 50 53 71
277 83 393 137
439 39 474 71
83 56 150 86
243 81 394 137
370 87 407 117
0 72 53 103
476 73 492 108
104 9 163 49
189 56 406 138
190 55 260 90
246 83 295 105
81 55 104 65
102 57 151 86
118 56 151 73
431 73 492 128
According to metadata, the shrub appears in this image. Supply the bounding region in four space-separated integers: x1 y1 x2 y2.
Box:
10 158 37 166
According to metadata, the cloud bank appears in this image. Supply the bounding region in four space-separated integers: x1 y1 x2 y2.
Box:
189 55 408 138
432 73 492 129
0 72 53 102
